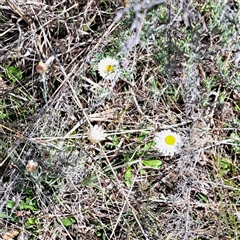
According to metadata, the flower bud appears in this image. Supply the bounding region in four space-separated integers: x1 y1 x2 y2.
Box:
36 61 48 74
88 125 106 144
26 160 38 172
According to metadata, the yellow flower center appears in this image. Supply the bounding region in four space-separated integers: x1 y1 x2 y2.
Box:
106 65 114 72
165 135 176 145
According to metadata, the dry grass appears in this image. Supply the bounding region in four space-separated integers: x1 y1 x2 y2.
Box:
0 0 240 239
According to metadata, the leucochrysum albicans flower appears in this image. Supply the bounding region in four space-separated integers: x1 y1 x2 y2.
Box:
98 57 119 80
88 125 107 144
154 130 182 157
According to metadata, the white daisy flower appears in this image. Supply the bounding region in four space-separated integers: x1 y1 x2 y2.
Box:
26 160 38 172
88 125 107 144
98 57 119 80
154 130 182 157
